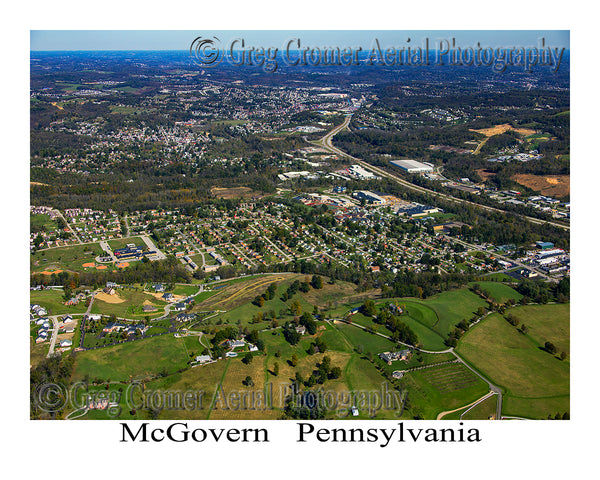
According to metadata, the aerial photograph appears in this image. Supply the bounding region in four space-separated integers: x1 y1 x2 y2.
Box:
29 30 570 421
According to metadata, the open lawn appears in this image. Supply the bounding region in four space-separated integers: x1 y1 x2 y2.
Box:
334 322 396 355
470 281 522 304
107 236 146 250
72 334 190 383
172 284 201 297
456 308 569 419
507 303 570 355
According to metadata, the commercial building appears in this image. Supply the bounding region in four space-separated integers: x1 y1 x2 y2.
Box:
390 159 434 173
352 190 386 205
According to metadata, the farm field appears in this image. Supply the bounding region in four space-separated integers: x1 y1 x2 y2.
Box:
401 362 489 419
456 305 570 419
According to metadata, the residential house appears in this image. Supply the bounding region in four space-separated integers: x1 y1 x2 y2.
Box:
227 339 246 349
173 302 186 312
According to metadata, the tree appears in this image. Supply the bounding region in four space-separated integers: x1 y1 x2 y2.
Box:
560 351 568 361
329 366 342 379
273 362 279 376
290 300 302 316
311 275 323 289
544 342 557 355
519 324 529 334
242 353 253 365
243 376 254 387
361 299 377 317
291 354 298 367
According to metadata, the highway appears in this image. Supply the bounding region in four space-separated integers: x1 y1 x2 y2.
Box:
314 115 570 232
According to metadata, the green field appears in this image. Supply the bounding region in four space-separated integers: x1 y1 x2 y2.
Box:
469 281 523 303
171 284 201 297
456 305 569 419
401 362 489 419
73 334 190 383
107 237 146 250
31 213 58 232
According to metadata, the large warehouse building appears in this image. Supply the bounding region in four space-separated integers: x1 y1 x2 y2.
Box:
390 159 434 173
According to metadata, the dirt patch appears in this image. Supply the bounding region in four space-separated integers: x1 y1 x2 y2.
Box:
470 124 537 137
38 269 63 275
476 169 495 181
95 292 126 304
30 181 50 187
148 292 186 302
210 186 258 199
511 174 570 198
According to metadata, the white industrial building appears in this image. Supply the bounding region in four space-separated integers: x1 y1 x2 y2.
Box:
390 159 434 173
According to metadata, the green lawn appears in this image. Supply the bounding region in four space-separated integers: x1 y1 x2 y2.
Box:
172 284 201 297
456 307 569 419
334 322 396 355
469 281 523 303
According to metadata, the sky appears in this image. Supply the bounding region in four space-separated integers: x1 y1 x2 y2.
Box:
30 30 570 51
